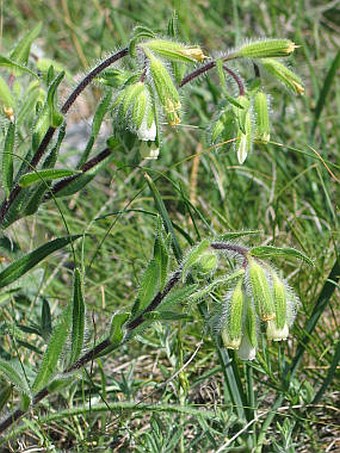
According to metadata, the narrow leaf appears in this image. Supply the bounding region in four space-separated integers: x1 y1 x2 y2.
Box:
109 312 130 345
41 298 52 341
2 122 15 197
250 246 313 266
0 359 31 396
32 304 72 392
134 259 160 314
0 235 81 289
18 169 80 188
0 55 38 78
10 23 42 64
69 268 85 365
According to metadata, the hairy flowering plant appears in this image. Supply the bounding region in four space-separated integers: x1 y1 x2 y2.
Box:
0 24 304 228
0 22 317 447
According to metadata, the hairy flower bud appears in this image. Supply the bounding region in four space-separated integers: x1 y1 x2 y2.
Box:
113 81 157 142
248 259 275 322
253 91 270 144
260 59 304 95
221 278 245 350
236 39 298 59
143 39 206 63
148 53 181 126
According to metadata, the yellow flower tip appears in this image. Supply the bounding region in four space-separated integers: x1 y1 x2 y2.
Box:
222 330 241 350
3 106 14 122
293 81 305 95
262 313 276 322
286 41 299 54
165 99 181 126
181 47 207 62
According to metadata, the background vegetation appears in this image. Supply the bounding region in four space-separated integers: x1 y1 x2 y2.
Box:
0 0 338 451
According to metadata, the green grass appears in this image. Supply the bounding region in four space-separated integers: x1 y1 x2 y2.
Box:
0 0 339 451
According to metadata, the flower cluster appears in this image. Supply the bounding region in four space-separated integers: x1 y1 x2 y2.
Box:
220 256 298 360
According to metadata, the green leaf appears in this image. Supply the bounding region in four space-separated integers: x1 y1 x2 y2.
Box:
217 230 261 241
250 246 313 266
109 311 130 345
2 122 15 197
133 259 160 314
0 382 12 411
159 284 199 311
0 55 38 78
0 359 31 396
32 72 64 150
153 220 170 289
10 23 42 64
18 168 80 188
41 298 52 341
53 151 114 198
78 91 112 167
0 235 81 289
144 310 192 321
0 76 14 107
69 268 85 365
32 304 72 392
181 239 211 281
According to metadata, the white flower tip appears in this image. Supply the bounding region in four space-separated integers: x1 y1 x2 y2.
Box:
237 335 256 360
145 147 160 160
266 321 289 341
137 120 157 142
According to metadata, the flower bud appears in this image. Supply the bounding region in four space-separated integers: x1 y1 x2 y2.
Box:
248 259 275 322
196 251 218 275
221 278 244 350
148 53 181 126
140 143 160 160
260 59 304 95
233 96 252 164
253 91 270 144
143 39 206 63
236 39 298 59
113 81 157 142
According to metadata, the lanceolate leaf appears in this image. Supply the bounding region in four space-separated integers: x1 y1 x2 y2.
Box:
0 55 38 78
32 304 72 392
133 259 160 314
250 246 313 266
0 359 31 396
2 122 15 197
18 169 80 188
69 268 85 365
0 235 81 289
109 311 130 345
10 23 42 64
